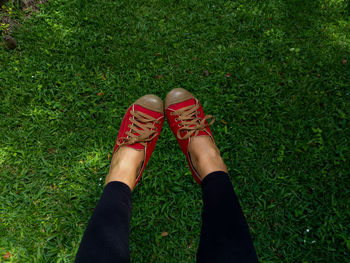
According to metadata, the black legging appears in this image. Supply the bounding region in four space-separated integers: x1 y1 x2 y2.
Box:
75 172 258 262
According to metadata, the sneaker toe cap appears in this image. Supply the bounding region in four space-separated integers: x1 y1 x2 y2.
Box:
165 88 194 109
134 94 164 114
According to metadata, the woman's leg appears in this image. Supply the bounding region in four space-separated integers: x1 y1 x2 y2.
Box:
188 136 258 263
197 171 258 262
75 181 132 263
75 147 143 263
75 95 164 262
164 88 258 262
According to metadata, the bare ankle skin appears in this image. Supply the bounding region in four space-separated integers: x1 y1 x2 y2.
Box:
188 136 228 180
105 146 144 191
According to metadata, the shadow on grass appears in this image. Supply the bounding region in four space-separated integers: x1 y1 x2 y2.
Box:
0 0 349 261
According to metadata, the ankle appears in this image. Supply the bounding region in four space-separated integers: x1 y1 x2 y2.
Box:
106 163 138 190
105 146 144 190
188 136 227 180
193 147 227 180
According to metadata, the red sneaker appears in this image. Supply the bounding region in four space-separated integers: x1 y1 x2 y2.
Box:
108 94 165 188
165 88 215 184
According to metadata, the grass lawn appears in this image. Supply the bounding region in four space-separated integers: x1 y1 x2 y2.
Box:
1 0 349 262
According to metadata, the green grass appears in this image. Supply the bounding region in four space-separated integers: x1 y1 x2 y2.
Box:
1 0 349 262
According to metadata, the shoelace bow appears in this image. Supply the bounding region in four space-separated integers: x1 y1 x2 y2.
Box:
171 102 215 140
118 110 160 147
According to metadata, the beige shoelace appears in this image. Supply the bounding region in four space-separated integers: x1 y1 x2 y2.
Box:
118 110 160 147
171 102 215 140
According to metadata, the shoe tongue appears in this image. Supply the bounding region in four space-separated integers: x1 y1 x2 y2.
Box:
169 98 196 111
133 104 163 119
126 143 144 150
178 128 209 139
193 130 209 137
125 104 162 151
170 98 209 138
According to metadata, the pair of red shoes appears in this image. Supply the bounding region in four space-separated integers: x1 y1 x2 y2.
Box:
110 88 216 187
